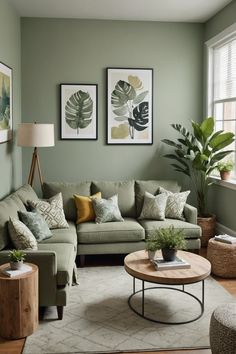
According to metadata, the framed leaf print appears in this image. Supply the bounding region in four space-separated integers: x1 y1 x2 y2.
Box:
60 83 98 140
107 68 153 145
0 62 12 144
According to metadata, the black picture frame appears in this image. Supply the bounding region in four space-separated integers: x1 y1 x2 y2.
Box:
0 61 13 144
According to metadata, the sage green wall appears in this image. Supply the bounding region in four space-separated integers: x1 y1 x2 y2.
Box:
0 0 21 199
205 0 236 231
21 18 203 189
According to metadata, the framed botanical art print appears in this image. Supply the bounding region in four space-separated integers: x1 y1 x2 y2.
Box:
60 83 98 140
106 68 153 145
0 62 12 143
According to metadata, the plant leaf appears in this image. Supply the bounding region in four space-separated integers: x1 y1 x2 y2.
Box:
65 90 93 130
114 116 129 122
200 117 214 138
112 105 128 116
111 80 136 108
129 101 149 131
162 139 183 149
133 91 148 105
209 132 235 151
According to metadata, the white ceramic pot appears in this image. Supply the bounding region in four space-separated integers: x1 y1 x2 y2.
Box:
10 261 23 270
148 250 156 261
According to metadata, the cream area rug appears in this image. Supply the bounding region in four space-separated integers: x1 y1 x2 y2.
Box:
24 266 235 354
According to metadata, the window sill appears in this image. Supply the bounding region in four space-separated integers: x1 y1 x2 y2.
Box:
210 176 236 191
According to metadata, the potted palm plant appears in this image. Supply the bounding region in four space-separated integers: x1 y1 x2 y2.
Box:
217 160 234 180
146 226 186 261
162 117 234 246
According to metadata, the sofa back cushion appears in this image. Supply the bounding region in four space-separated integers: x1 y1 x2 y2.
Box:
42 182 91 221
135 180 181 217
91 181 136 217
14 184 39 205
0 194 27 250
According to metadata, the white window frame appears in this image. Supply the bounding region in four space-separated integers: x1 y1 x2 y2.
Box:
206 23 236 187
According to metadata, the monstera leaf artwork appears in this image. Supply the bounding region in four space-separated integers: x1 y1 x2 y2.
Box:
65 90 93 135
107 68 153 144
60 84 97 140
0 62 12 143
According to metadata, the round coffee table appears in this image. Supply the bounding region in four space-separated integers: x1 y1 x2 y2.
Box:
124 250 211 325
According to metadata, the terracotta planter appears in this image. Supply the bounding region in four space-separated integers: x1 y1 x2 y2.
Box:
197 214 216 247
220 171 231 180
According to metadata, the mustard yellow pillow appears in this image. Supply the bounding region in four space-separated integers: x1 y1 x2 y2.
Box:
74 192 101 224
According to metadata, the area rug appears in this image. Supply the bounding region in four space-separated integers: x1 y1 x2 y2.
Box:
24 266 235 354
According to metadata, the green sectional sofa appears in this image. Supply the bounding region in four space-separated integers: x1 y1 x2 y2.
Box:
0 180 201 319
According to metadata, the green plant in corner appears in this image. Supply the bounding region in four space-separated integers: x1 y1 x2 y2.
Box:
162 117 235 217
9 250 26 263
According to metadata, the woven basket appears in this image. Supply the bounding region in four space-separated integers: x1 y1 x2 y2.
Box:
207 238 236 278
197 214 216 247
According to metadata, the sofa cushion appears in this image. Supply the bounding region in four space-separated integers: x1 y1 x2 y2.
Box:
77 217 145 244
0 194 27 250
92 195 124 224
159 187 190 220
14 184 39 206
18 210 52 242
8 217 38 250
139 219 201 239
40 221 77 249
135 180 181 217
42 182 91 221
91 181 136 217
38 243 75 286
139 192 168 221
74 192 101 224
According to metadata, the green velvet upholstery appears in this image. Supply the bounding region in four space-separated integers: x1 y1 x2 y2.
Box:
77 217 145 244
135 180 181 216
0 194 26 250
91 180 136 217
42 181 91 221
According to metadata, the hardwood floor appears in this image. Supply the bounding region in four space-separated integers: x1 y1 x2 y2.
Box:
1 250 235 354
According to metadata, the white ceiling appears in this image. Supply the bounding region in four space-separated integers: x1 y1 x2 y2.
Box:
10 0 232 23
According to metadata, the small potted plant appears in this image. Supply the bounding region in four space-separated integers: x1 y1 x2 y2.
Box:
9 250 26 270
146 236 159 260
147 226 186 262
217 160 234 180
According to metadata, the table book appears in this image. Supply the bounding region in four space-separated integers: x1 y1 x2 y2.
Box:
152 257 191 270
214 234 236 244
1 264 32 277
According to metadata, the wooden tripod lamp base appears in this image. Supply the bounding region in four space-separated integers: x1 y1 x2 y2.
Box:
28 147 43 188
17 123 55 190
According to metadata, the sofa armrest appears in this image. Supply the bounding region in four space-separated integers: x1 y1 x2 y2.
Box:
184 204 198 225
0 250 58 306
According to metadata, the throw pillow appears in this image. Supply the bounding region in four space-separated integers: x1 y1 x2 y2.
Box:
28 193 68 229
74 192 102 224
18 210 52 242
8 217 38 250
159 187 190 220
138 192 168 220
92 195 124 224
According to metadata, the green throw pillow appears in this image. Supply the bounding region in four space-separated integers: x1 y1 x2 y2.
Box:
139 192 168 220
159 187 190 220
92 195 124 224
18 210 52 242
8 217 38 250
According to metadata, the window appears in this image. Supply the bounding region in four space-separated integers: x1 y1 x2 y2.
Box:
206 24 236 177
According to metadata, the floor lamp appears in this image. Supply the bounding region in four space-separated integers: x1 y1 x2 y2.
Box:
17 123 55 188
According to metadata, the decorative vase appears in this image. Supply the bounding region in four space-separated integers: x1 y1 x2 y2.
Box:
220 171 231 180
148 250 156 261
161 248 177 262
10 261 23 270
197 214 216 247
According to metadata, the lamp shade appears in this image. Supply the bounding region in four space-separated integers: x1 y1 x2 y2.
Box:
17 123 55 147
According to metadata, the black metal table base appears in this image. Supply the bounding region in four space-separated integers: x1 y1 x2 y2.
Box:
128 278 205 325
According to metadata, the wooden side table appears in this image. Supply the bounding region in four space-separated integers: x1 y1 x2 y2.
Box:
0 263 38 339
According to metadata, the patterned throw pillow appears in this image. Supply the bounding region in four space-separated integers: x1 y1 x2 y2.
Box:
74 192 102 224
159 187 190 220
28 193 68 229
18 210 52 242
139 192 168 220
8 217 38 250
92 195 124 224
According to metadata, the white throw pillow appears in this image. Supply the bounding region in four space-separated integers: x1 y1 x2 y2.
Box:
159 187 190 220
92 195 124 224
8 217 38 250
139 192 168 220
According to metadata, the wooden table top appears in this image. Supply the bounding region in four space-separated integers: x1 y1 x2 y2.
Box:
0 263 38 280
124 250 211 285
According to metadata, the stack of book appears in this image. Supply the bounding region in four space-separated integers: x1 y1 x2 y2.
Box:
214 234 236 244
152 257 190 270
1 264 32 277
